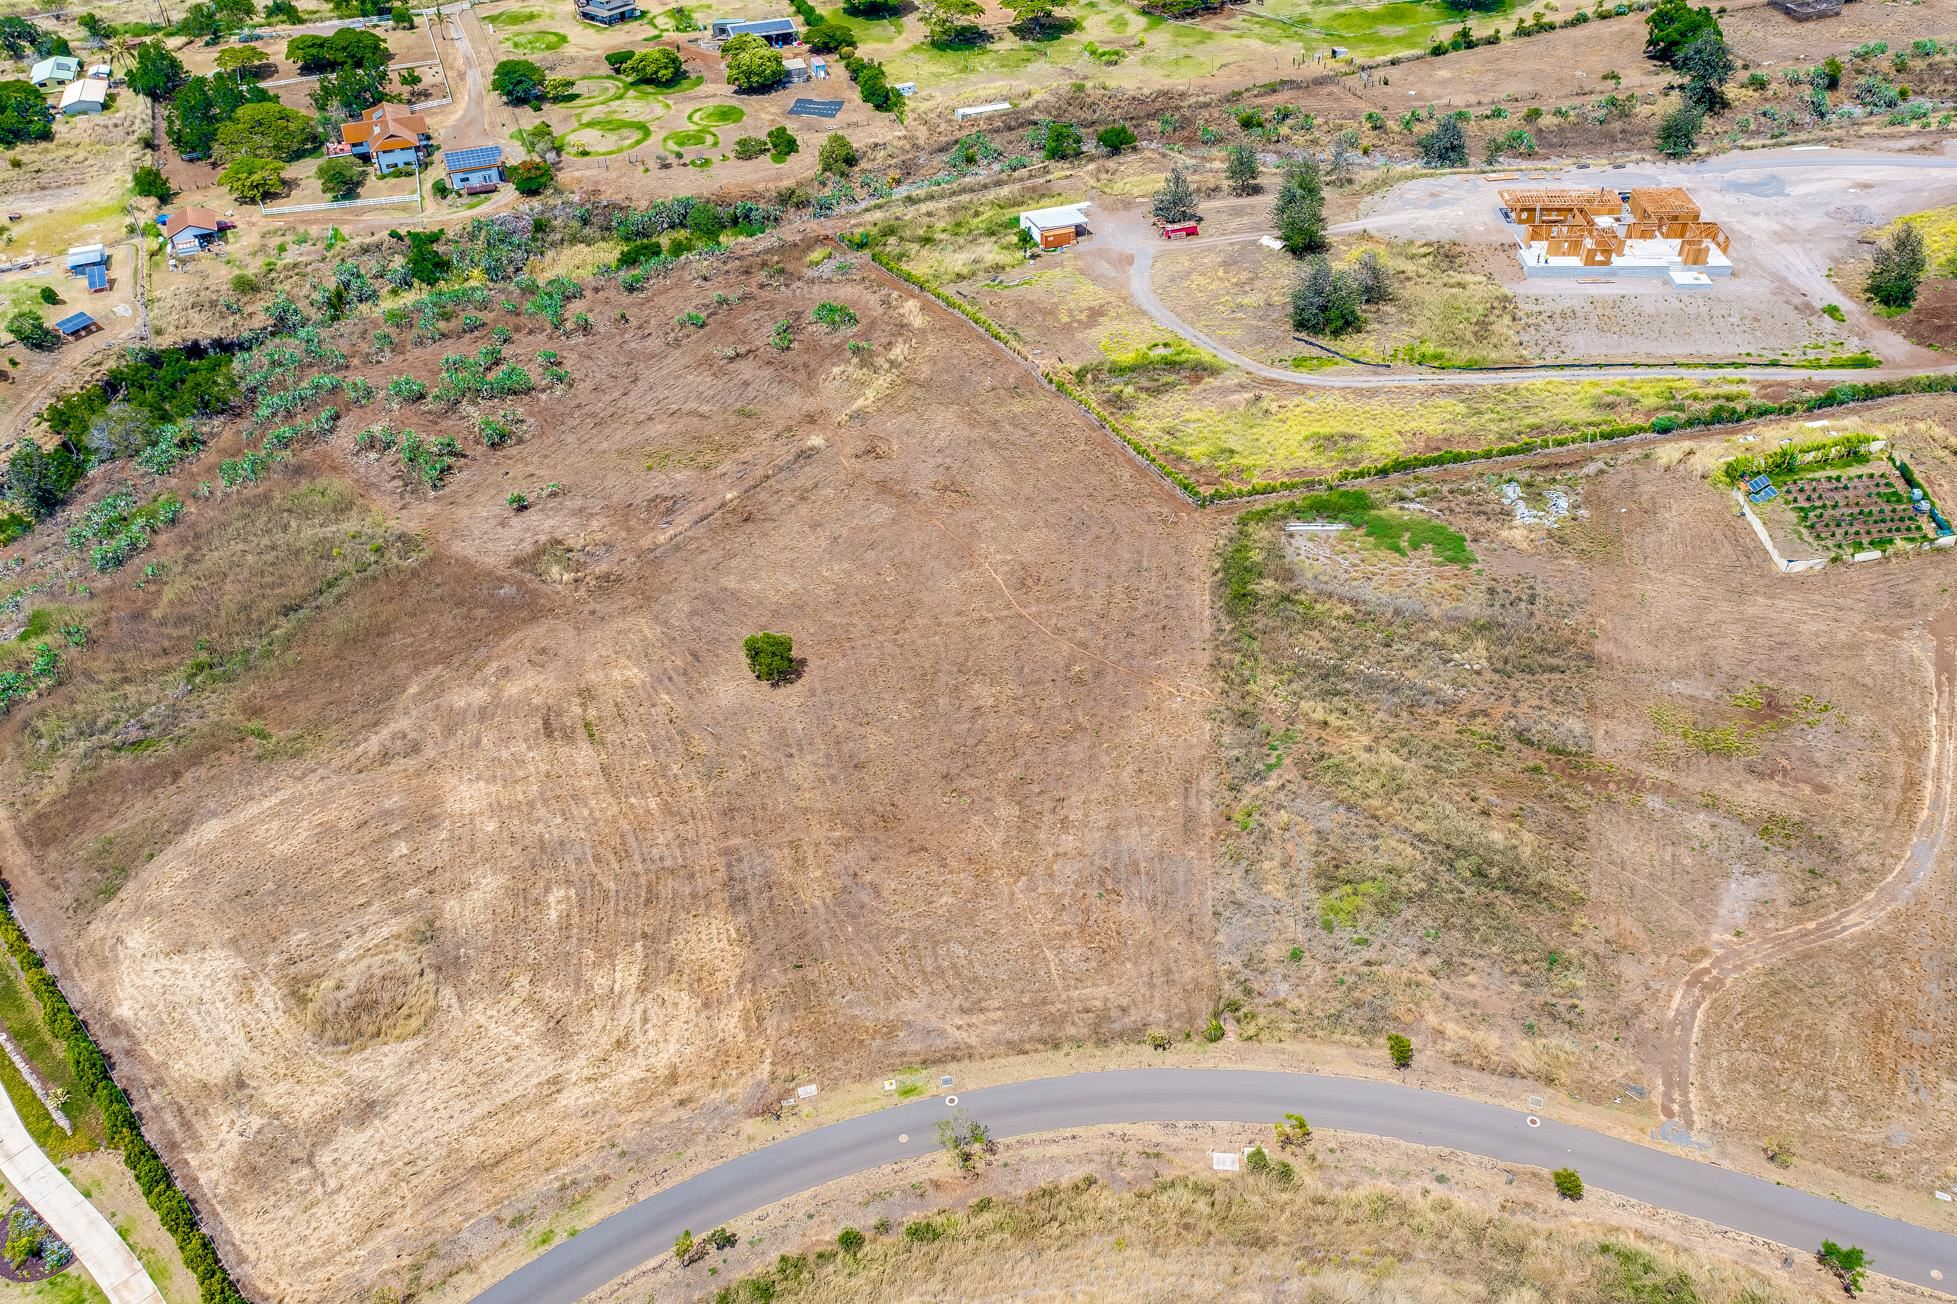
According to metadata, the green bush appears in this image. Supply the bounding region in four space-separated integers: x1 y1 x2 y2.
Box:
1552 1167 1584 1200
743 631 795 682
1387 1033 1413 1069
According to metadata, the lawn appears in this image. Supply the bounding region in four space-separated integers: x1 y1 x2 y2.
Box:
565 118 654 155
0 959 104 1161
506 29 568 51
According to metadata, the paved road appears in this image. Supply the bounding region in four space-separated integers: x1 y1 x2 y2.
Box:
0 1086 163 1304
471 1068 1957 1302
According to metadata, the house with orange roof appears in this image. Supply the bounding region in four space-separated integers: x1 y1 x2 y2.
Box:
338 102 432 175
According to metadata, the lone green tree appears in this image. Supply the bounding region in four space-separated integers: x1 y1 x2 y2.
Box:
723 33 787 91
1290 256 1363 336
743 632 796 683
1656 103 1703 157
1417 115 1467 167
6 310 57 351
1816 1241 1867 1296
1387 1033 1414 1070
1152 165 1199 225
1273 156 1325 254
1867 223 1926 309
490 58 547 105
1225 144 1259 195
819 131 858 173
1552 1167 1584 1200
1675 30 1734 111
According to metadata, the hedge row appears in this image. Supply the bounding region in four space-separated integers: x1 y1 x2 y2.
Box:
0 895 249 1303
871 248 1957 506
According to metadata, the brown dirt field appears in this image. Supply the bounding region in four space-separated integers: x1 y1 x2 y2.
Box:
0 244 1212 1300
1213 416 1953 1116
1892 278 1957 353
1693 411 1957 1191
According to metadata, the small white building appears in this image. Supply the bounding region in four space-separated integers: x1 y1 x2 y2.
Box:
58 78 108 116
1018 202 1092 251
783 56 809 84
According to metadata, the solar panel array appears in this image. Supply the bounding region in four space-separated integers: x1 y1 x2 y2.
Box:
788 98 843 118
445 145 503 173
82 265 107 291
53 312 93 334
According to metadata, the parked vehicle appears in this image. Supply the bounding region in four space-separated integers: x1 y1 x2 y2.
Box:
1160 221 1200 240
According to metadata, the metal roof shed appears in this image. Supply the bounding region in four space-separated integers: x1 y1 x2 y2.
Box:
65 243 107 270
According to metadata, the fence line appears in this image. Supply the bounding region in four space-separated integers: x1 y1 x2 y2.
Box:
260 191 422 215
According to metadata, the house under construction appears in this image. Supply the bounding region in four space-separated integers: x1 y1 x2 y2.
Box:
1501 185 1733 286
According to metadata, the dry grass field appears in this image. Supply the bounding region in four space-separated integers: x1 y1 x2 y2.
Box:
1211 402 1957 1143
0 240 1212 1300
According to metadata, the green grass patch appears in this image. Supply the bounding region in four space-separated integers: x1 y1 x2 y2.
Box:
1887 202 1957 276
1277 487 1475 565
0 961 102 1160
506 28 567 50
1822 303 1846 323
563 74 626 107
1288 353 1340 372
1319 877 1391 930
627 72 701 94
687 102 745 126
1095 336 1226 377
565 118 654 155
490 4 548 22
662 127 715 151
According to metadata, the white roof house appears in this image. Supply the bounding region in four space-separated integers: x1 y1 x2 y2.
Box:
30 56 81 87
1017 203 1092 236
58 78 108 115
64 243 107 270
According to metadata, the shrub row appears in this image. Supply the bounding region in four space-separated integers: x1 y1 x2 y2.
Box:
0 896 249 1303
872 251 1957 508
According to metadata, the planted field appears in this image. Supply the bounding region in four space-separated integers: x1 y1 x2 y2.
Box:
1781 466 1934 551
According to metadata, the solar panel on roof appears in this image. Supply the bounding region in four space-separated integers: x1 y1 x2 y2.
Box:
445 145 503 172
82 265 107 291
788 98 842 118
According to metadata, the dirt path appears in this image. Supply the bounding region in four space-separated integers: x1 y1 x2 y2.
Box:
1082 146 1957 389
1654 599 1957 1135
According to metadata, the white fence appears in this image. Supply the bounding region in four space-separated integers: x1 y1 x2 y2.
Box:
260 190 422 216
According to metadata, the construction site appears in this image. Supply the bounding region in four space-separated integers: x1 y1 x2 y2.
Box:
1502 186 1734 286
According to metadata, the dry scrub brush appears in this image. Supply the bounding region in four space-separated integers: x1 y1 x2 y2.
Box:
724 1169 1794 1303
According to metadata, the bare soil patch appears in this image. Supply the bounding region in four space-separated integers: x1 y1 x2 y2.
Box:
0 241 1212 1302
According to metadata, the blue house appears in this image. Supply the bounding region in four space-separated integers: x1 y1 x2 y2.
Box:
444 145 505 194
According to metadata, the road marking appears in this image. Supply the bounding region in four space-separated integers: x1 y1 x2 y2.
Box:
1932 1269 1943 1280
944 1095 959 1108
898 1134 908 1144
1527 1117 1541 1128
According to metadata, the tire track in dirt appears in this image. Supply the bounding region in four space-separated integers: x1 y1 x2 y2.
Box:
1656 599 1957 1134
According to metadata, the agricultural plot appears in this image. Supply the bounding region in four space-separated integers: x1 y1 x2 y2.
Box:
1778 465 1938 553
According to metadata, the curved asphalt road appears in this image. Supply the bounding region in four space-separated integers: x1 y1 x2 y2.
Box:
472 1069 1957 1302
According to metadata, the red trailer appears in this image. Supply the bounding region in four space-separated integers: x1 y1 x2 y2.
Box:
1160 222 1200 240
